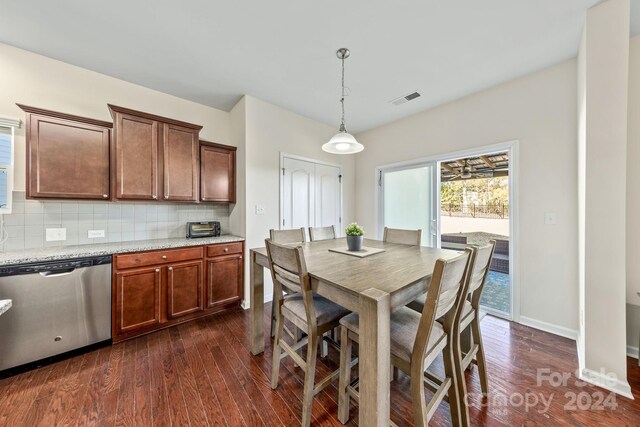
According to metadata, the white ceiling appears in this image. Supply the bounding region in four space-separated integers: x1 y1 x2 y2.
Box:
1 0 638 133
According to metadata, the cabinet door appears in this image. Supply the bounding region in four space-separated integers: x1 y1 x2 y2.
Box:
114 267 162 335
25 112 110 200
163 124 199 202
167 260 204 319
206 254 243 309
114 112 159 200
200 144 236 203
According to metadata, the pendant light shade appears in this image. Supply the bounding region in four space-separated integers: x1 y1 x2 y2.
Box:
322 130 364 154
323 48 363 154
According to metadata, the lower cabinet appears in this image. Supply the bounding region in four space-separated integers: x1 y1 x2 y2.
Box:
112 242 244 343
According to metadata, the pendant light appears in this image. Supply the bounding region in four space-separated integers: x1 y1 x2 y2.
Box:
322 48 364 154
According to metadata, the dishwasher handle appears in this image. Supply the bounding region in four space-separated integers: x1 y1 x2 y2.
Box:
39 268 76 277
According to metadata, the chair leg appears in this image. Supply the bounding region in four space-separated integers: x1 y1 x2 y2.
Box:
271 306 284 389
337 326 352 424
452 327 470 427
410 361 429 427
301 331 319 427
443 339 467 427
471 315 489 395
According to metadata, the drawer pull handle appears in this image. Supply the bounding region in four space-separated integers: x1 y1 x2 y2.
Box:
224 248 229 252
162 255 167 259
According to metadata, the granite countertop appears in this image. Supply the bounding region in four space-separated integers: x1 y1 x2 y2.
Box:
0 300 11 316
0 235 245 266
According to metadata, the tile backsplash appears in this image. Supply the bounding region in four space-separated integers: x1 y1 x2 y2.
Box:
0 192 230 251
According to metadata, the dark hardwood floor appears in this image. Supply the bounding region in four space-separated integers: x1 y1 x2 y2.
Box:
0 304 639 426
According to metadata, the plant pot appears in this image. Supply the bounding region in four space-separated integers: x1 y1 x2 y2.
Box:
346 235 363 251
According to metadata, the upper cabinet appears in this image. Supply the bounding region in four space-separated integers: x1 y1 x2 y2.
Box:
200 141 236 203
18 104 111 200
109 105 201 202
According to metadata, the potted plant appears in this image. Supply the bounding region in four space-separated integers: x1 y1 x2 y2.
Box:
345 223 364 251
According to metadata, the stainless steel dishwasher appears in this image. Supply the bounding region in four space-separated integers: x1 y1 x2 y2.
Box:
0 256 111 372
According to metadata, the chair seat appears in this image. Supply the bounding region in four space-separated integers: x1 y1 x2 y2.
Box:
340 307 446 362
283 293 350 327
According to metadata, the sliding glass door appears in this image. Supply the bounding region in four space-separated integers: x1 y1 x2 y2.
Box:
379 163 438 247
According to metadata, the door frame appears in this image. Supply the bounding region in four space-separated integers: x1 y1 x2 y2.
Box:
375 140 520 322
279 152 343 234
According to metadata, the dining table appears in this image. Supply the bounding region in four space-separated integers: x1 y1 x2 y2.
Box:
249 237 463 426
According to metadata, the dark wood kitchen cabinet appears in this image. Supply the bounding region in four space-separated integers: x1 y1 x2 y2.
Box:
18 104 111 200
167 259 203 319
114 266 162 335
206 242 243 309
200 141 236 203
112 242 243 343
109 105 201 202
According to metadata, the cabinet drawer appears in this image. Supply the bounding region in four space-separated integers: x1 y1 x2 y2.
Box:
115 246 203 270
207 242 243 258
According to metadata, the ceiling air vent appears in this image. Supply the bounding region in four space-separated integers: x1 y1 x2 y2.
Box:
390 91 421 106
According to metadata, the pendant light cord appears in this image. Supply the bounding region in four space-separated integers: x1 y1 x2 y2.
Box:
340 55 347 133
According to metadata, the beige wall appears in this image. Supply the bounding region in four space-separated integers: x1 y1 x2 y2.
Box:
354 59 579 334
0 42 231 192
626 36 640 354
578 0 629 394
243 95 356 302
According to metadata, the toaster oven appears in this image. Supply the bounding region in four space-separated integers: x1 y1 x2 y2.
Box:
186 221 220 238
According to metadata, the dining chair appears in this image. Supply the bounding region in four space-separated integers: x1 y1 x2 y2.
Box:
309 225 336 241
266 239 350 427
269 228 307 337
408 241 495 426
383 226 422 246
337 249 473 426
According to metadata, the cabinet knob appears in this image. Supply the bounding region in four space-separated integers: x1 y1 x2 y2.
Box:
224 248 229 252
168 267 173 271
164 195 169 200
102 194 108 198
162 255 167 259
152 195 158 200
155 268 160 273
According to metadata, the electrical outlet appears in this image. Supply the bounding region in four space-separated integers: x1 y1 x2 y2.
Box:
255 205 265 215
46 228 66 242
88 229 105 238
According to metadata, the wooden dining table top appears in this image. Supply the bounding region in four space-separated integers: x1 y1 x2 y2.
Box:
251 237 462 299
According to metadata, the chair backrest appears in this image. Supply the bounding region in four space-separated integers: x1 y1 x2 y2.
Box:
270 228 306 244
383 227 422 246
309 225 336 242
412 249 472 363
265 238 317 326
467 240 496 309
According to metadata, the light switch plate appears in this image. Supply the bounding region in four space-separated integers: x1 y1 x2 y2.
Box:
88 229 105 238
544 212 557 225
255 205 265 215
46 228 66 242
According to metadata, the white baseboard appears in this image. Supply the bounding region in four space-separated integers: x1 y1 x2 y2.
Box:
627 345 639 359
241 300 249 310
579 368 634 399
518 316 578 341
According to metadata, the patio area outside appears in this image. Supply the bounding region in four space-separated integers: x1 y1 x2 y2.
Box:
440 151 511 315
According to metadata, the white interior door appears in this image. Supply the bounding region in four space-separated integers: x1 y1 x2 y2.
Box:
379 163 438 247
282 157 315 231
314 164 342 236
281 156 342 237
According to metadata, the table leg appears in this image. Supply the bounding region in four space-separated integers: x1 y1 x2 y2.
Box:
359 288 391 427
250 251 265 355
